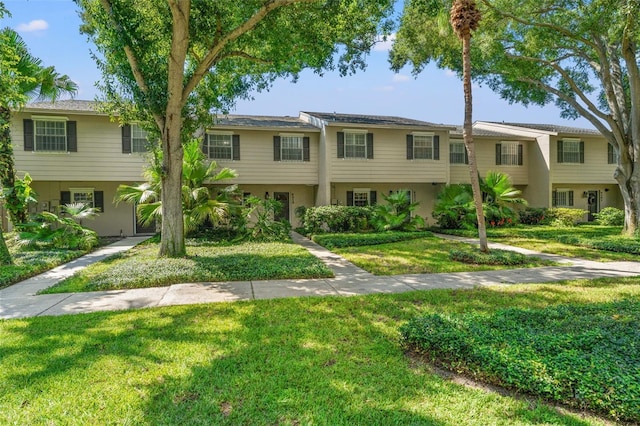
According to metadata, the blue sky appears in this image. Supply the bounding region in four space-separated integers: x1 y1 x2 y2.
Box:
3 0 593 128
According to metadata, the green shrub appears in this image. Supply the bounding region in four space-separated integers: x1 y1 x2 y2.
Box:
518 207 547 225
371 190 425 231
593 207 624 226
449 248 529 265
312 231 432 249
546 208 587 227
400 300 640 422
302 205 373 233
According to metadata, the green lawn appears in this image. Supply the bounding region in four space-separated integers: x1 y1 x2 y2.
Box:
41 237 333 294
3 277 637 425
331 235 556 275
436 225 639 261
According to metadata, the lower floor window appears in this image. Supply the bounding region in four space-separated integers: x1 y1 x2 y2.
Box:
70 189 95 208
553 189 574 207
353 190 369 207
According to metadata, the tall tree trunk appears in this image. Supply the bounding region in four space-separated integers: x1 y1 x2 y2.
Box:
158 0 190 258
462 33 488 252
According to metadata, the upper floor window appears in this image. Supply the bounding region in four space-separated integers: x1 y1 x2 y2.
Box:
557 138 584 164
274 135 310 162
204 133 239 161
496 142 523 166
406 133 440 160
450 141 468 164
338 131 373 159
35 119 67 151
608 143 617 164
131 124 149 153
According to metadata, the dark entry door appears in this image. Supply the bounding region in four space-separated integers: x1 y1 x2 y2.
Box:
134 204 156 234
587 190 599 221
274 192 290 222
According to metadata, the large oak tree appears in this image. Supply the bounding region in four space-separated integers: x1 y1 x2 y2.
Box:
76 0 394 257
392 0 640 235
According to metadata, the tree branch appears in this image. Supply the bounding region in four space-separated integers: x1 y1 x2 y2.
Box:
506 52 610 123
183 0 319 99
98 0 151 96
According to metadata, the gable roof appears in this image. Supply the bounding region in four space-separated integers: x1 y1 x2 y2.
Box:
213 114 319 131
481 121 600 136
302 111 453 130
23 100 101 114
450 125 535 139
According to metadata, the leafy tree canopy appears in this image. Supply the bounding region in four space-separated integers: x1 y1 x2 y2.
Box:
392 0 640 234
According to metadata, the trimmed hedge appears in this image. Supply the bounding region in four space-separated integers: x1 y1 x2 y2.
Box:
449 248 529 265
400 301 640 422
302 205 373 233
312 231 432 249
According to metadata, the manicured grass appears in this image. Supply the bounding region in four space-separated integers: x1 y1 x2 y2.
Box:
311 230 433 249
436 225 639 261
0 236 119 290
331 236 556 275
42 238 333 293
3 277 638 425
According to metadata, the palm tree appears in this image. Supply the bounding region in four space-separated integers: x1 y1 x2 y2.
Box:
481 171 527 224
0 25 78 264
450 0 487 251
116 139 238 237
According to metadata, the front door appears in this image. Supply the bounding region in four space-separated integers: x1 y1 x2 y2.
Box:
273 192 290 222
134 205 156 234
587 190 599 221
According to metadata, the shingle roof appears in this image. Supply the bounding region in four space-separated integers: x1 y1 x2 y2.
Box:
24 100 99 113
302 111 450 129
450 125 534 139
485 121 600 136
214 114 318 130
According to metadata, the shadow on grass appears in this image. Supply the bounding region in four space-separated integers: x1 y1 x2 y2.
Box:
2 283 628 424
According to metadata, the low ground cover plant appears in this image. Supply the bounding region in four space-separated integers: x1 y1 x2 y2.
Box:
0 235 118 290
311 231 432 249
41 237 333 293
3 277 637 425
400 300 640 422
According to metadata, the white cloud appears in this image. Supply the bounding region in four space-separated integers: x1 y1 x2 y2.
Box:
375 85 395 92
445 69 457 77
373 33 397 52
392 74 411 83
16 19 49 33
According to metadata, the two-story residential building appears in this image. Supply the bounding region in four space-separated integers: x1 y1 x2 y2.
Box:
5 100 624 236
298 112 454 220
10 100 151 236
474 122 622 220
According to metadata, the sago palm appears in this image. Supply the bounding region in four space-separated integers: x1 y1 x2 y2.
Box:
116 139 238 235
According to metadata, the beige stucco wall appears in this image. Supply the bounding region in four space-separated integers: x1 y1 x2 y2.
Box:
331 182 442 225
12 111 147 182
210 129 319 185
29 181 138 236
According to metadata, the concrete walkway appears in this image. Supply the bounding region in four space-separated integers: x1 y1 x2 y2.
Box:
2 233 640 320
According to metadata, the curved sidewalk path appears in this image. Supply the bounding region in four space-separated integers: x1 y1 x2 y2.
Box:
2 233 640 320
